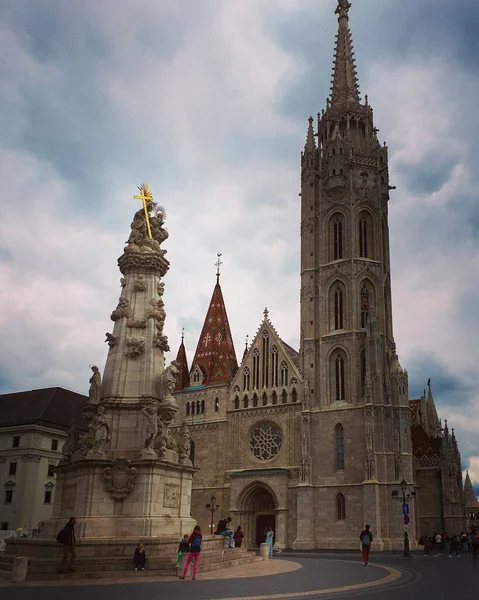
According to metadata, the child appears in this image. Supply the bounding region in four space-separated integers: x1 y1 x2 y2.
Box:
234 525 244 548
134 542 147 571
176 533 191 568
180 525 202 580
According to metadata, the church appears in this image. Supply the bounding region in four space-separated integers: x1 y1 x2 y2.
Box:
171 0 418 551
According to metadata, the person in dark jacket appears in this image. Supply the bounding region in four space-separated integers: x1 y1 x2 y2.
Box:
234 526 244 548
214 516 234 548
134 542 147 571
58 517 76 573
176 534 191 568
180 526 202 580
359 524 373 566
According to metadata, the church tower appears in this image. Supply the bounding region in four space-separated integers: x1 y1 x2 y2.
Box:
296 0 414 549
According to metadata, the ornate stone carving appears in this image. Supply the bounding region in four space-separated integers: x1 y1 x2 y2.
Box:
85 406 111 458
157 282 165 297
140 402 159 459
250 423 282 461
21 454 41 462
134 275 147 291
110 297 133 321
118 251 169 277
158 361 179 401
178 422 192 466
104 458 138 500
156 409 177 458
146 298 166 332
163 483 180 508
153 331 170 352
60 424 80 463
302 381 311 411
88 365 102 405
105 332 117 347
120 277 126 287
364 432 376 480
124 337 145 358
127 318 147 329
4 480 16 489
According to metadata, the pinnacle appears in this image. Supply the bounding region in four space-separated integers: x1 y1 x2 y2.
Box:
304 117 316 151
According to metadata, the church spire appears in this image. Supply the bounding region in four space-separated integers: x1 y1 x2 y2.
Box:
174 328 190 391
304 116 316 152
189 268 238 386
330 0 360 108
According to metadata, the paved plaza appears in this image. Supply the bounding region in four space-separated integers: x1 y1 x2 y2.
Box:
1 551 478 600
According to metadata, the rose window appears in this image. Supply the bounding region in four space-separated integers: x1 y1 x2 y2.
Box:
250 423 282 461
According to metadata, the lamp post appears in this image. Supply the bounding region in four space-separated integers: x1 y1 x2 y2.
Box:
205 495 220 535
391 478 416 557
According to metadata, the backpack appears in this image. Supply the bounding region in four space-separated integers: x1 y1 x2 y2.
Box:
191 534 202 549
56 529 66 544
362 534 371 545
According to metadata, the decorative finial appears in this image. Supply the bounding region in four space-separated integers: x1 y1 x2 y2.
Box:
335 0 351 19
215 253 223 284
181 327 185 344
263 307 269 320
245 334 249 350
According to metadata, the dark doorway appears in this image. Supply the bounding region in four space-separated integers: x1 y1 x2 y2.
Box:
255 514 276 547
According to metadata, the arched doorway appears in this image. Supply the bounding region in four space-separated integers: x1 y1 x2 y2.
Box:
238 484 277 548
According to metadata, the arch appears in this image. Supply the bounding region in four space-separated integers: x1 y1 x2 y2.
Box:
262 330 269 389
358 210 375 259
186 402 191 416
262 392 268 406
280 362 288 387
272 390 278 405
328 211 347 261
336 492 346 520
291 388 298 403
191 402 196 416
234 396 240 410
196 400 200 414
243 395 249 409
271 346 279 387
328 279 346 331
281 389 287 404
189 439 196 465
335 423 345 470
243 368 250 392
331 350 346 402
214 397 220 412
237 480 279 513
253 349 260 389
359 279 376 329
201 399 205 414
253 393 259 408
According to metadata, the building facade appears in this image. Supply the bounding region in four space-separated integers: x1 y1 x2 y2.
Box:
0 387 86 532
172 0 417 550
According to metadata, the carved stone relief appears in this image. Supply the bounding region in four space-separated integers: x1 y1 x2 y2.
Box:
105 333 117 347
124 337 145 358
111 298 133 321
134 276 147 291
104 457 138 500
163 483 180 508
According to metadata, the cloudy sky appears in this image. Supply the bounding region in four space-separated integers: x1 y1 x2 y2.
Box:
1 0 478 491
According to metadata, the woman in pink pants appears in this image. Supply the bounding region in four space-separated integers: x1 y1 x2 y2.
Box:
180 525 202 580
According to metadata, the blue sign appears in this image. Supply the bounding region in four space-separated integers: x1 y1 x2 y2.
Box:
402 503 409 515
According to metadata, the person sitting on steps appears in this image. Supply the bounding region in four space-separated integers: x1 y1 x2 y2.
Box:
134 542 147 571
214 516 234 548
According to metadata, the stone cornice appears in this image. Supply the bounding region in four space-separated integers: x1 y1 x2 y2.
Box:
118 250 169 277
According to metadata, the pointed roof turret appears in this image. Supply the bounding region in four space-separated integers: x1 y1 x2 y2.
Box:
304 116 316 152
190 269 238 386
175 328 190 391
330 0 360 108
464 471 479 507
242 335 249 363
426 378 441 437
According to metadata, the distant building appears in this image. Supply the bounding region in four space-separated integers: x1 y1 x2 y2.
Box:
464 471 479 531
409 384 467 534
0 387 87 532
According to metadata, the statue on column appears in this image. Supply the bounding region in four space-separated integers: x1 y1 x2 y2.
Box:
159 360 179 401
88 366 102 405
178 422 192 465
141 403 159 458
87 406 111 458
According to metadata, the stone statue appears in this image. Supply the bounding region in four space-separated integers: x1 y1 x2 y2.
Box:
128 208 149 246
157 282 165 297
88 366 102 405
153 332 170 352
134 275 147 291
105 332 117 347
124 337 145 358
178 422 192 465
159 360 179 400
60 424 79 463
146 298 166 332
141 403 159 455
88 406 111 456
111 297 133 321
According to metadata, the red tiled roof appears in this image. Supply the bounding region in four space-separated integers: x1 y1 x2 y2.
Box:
175 342 190 391
410 425 441 458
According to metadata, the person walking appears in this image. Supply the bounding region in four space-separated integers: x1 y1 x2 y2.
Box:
180 526 202 580
266 526 274 558
57 517 77 573
449 534 460 558
423 535 431 556
234 526 244 548
214 516 234 548
134 542 147 570
359 524 373 566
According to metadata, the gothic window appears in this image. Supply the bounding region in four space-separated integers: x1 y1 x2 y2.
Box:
243 396 249 409
262 392 268 406
201 400 205 414
271 346 278 387
186 402 191 416
193 371 200 383
291 389 298 403
249 423 282 461
191 402 195 416
272 390 278 405
253 393 258 408
280 362 288 387
253 350 260 389
243 368 250 392
334 287 344 330
336 424 345 470
360 286 370 328
262 331 269 389
215 397 220 412
196 401 200 414
336 493 346 520
234 396 239 410
333 219 343 260
282 389 287 404
359 218 368 257
333 352 346 401
360 349 366 395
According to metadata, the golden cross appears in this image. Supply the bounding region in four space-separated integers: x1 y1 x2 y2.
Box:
133 182 153 239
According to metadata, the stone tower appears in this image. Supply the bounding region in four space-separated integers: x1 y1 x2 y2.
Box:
296 0 414 549
42 184 195 539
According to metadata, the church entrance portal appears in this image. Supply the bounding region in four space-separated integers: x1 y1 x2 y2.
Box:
239 484 276 548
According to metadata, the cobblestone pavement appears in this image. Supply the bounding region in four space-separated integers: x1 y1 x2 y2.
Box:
1 551 478 600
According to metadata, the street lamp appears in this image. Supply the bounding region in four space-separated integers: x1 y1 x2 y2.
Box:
391 478 416 557
205 494 220 535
